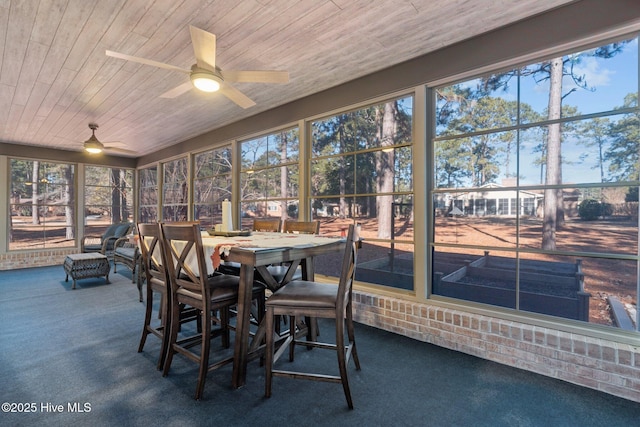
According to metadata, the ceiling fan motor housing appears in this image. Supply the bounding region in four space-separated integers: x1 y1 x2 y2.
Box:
190 65 223 92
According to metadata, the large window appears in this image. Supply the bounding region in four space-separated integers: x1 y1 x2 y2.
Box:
162 158 189 222
84 166 133 235
432 36 639 329
240 128 299 228
9 159 76 250
193 146 232 229
139 166 158 223
310 96 414 288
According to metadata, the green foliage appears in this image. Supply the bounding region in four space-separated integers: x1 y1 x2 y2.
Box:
309 97 413 200
578 198 612 220
625 187 638 202
605 93 639 182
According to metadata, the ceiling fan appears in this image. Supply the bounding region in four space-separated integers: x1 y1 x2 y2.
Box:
83 123 136 155
105 26 289 109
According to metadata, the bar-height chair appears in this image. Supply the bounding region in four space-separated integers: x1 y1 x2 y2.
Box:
263 220 322 338
264 224 361 409
160 222 265 400
282 219 320 235
136 222 171 369
218 217 282 277
252 218 282 232
137 223 200 370
264 220 321 287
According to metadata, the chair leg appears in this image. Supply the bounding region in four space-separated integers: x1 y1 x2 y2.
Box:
336 318 354 410
346 302 360 370
137 287 154 353
274 314 283 335
195 309 211 400
256 290 266 324
306 316 319 342
162 300 181 377
157 294 170 371
264 306 275 398
289 315 296 362
220 308 230 349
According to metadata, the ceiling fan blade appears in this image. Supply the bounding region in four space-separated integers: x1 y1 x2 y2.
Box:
219 83 256 109
159 82 193 98
189 26 216 71
221 70 289 84
106 50 190 74
103 141 127 149
105 147 138 156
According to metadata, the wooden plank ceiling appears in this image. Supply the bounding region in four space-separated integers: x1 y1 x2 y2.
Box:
0 0 575 157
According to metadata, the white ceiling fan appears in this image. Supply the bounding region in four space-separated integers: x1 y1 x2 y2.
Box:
83 123 136 155
106 26 289 109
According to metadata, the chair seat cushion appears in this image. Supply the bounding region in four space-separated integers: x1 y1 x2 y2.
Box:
177 284 238 306
115 247 137 259
207 273 265 294
208 273 241 288
265 265 302 283
176 274 263 306
217 261 241 275
266 280 337 308
83 244 103 252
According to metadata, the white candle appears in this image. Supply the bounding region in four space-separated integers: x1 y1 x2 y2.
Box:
221 199 233 232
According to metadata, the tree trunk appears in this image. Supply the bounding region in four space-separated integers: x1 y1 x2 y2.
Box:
120 169 129 221
376 102 397 239
112 169 122 222
32 161 40 225
338 126 347 218
64 165 74 239
280 134 288 219
542 57 563 250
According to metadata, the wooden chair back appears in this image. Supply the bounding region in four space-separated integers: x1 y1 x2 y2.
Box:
282 220 320 235
336 224 359 314
252 218 282 232
137 222 166 287
160 222 208 297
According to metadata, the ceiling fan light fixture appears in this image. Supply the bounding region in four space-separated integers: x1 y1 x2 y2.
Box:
84 137 104 154
191 71 221 92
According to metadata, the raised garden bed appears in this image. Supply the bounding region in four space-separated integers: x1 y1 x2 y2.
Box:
433 251 590 321
356 254 414 290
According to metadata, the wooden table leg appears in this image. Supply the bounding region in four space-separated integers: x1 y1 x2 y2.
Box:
232 262 255 389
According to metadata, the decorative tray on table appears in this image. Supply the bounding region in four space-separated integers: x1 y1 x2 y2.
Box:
207 229 252 237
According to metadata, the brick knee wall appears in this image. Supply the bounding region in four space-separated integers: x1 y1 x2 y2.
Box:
0 250 78 270
353 291 640 403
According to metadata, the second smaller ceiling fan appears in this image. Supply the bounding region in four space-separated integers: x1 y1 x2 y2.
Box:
106 26 289 108
83 123 136 155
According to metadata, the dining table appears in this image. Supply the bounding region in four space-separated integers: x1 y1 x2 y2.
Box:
193 231 345 389
142 229 345 388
